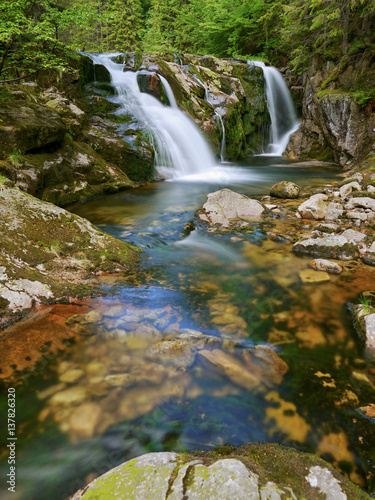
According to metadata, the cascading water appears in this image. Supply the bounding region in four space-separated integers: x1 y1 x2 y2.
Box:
193 76 226 162
248 61 299 156
88 53 216 179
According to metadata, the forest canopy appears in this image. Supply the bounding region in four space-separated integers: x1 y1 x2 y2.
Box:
0 0 375 81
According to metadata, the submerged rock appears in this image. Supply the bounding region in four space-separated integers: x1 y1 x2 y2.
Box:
270 181 300 199
198 189 265 227
71 444 369 500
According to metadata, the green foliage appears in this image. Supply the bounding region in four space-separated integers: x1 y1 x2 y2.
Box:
7 149 23 166
351 88 375 108
358 293 375 315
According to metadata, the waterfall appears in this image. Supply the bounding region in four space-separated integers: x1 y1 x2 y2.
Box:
87 53 216 180
193 76 226 161
248 61 299 156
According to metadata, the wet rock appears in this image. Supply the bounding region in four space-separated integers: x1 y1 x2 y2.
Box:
359 404 375 418
299 269 330 283
145 339 196 366
137 71 170 106
177 329 221 349
104 373 135 388
270 181 300 199
293 235 358 260
308 259 343 274
198 349 260 390
198 189 264 227
243 346 289 386
37 383 66 400
364 314 375 349
49 386 87 406
93 64 111 82
59 368 85 384
297 194 328 220
68 402 102 440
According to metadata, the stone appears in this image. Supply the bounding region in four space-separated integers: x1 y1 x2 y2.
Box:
137 72 170 106
351 197 375 211
179 460 260 500
306 466 346 500
364 314 375 349
270 181 300 199
346 210 367 221
297 194 328 220
293 235 358 260
198 189 264 227
68 402 102 440
79 452 178 500
299 269 330 283
339 181 361 200
367 185 375 193
145 339 195 366
49 386 87 406
308 259 343 274
104 373 135 388
59 368 85 384
315 223 339 234
198 349 261 390
359 404 375 418
324 202 344 221
341 229 366 243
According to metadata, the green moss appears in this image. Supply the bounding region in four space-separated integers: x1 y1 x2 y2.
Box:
317 88 349 99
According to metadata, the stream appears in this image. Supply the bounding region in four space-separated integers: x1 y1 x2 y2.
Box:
1 157 375 499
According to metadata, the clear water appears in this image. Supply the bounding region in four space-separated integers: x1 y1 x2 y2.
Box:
1 158 375 500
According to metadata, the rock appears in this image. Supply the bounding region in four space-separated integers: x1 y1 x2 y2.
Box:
198 189 264 227
306 466 347 500
341 229 367 243
0 181 141 322
0 102 66 157
270 181 300 199
315 223 339 234
145 339 196 367
364 314 375 349
325 202 344 221
59 369 85 384
71 444 368 500
49 386 87 406
368 185 375 193
351 197 375 211
104 373 135 388
68 402 102 440
339 181 361 200
347 210 368 221
293 235 358 260
198 349 261 390
299 269 330 283
173 459 260 500
308 259 343 274
360 404 375 418
137 72 170 105
93 64 111 82
297 194 328 220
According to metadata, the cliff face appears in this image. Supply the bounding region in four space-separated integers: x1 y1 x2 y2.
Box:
285 52 375 167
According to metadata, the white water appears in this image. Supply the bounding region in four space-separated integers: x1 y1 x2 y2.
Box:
88 53 216 179
248 61 299 156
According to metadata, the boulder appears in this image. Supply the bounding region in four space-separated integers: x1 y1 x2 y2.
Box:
137 71 170 105
297 194 328 220
270 181 300 199
0 102 66 157
93 64 111 83
341 229 367 243
351 197 375 211
70 444 368 500
339 181 361 200
293 235 358 260
198 189 265 227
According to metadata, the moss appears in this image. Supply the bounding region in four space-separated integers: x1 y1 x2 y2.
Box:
317 88 349 99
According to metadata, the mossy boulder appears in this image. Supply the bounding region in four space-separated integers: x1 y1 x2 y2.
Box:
270 181 300 199
0 180 141 325
71 444 370 499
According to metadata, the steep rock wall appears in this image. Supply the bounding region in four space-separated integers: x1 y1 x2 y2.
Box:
285 52 375 167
